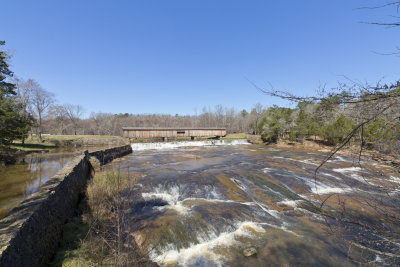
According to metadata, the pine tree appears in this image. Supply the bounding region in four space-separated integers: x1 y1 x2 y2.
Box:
0 41 33 146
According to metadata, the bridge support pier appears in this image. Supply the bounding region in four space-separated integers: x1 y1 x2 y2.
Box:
162 137 168 142
191 136 196 141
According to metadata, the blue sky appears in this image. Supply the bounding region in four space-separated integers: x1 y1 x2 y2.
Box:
2 0 399 116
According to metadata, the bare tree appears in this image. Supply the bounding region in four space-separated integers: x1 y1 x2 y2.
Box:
214 104 224 127
46 105 70 134
30 81 54 142
63 104 85 135
359 1 400 27
13 78 31 113
357 1 400 55
250 103 263 134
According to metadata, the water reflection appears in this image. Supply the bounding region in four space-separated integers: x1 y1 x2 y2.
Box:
0 146 111 219
0 150 75 218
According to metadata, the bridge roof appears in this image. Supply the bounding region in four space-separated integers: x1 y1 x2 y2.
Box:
122 127 226 131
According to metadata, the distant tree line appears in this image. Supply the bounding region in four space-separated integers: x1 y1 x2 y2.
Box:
41 104 265 137
255 80 400 155
2 36 399 158
0 40 269 143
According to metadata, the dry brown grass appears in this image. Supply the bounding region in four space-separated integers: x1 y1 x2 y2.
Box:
87 171 130 221
53 170 157 267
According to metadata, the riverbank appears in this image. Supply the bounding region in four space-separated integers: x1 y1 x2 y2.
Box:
0 147 50 166
24 135 129 148
272 138 400 169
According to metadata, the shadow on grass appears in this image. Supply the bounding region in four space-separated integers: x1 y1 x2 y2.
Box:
12 143 56 150
51 200 90 267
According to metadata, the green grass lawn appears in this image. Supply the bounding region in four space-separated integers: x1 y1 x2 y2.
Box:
21 135 121 144
221 133 247 139
10 143 56 151
11 135 124 150
41 135 118 141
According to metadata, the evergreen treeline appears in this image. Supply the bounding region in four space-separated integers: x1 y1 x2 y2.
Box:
0 41 34 147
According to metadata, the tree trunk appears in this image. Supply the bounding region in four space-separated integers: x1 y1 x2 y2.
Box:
38 111 42 142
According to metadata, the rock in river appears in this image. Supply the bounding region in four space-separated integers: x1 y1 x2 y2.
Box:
243 247 257 257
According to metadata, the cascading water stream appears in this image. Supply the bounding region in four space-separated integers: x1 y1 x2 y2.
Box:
106 143 400 266
130 139 250 151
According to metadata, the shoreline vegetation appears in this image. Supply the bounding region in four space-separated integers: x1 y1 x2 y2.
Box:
52 168 157 267
272 137 400 169
0 135 129 165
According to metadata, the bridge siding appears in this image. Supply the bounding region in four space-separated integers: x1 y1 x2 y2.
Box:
123 129 226 138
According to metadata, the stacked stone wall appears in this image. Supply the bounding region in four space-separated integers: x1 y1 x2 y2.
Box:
0 145 132 266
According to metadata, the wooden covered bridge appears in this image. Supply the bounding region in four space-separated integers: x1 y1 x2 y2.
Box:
122 127 227 141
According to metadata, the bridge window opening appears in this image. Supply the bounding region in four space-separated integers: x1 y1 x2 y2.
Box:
177 131 185 134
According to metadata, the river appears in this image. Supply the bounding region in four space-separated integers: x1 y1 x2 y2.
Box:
104 141 400 266
0 146 110 219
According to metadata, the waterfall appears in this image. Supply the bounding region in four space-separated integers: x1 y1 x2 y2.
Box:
130 139 250 151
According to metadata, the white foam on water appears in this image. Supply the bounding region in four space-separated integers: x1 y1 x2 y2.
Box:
230 178 247 191
307 181 352 194
334 156 347 161
271 156 318 166
301 159 319 166
333 167 370 184
208 186 223 199
278 199 325 221
321 172 343 181
375 255 382 262
350 173 369 183
389 176 400 184
182 197 255 206
151 221 266 266
259 222 301 237
295 207 325 222
249 199 281 219
230 178 282 218
334 167 362 173
131 139 250 151
142 187 255 215
293 174 351 195
262 167 273 173
264 206 281 219
142 186 189 215
389 187 400 197
278 199 303 208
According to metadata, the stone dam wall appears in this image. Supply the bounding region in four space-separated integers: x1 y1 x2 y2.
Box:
0 144 132 267
89 144 132 165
